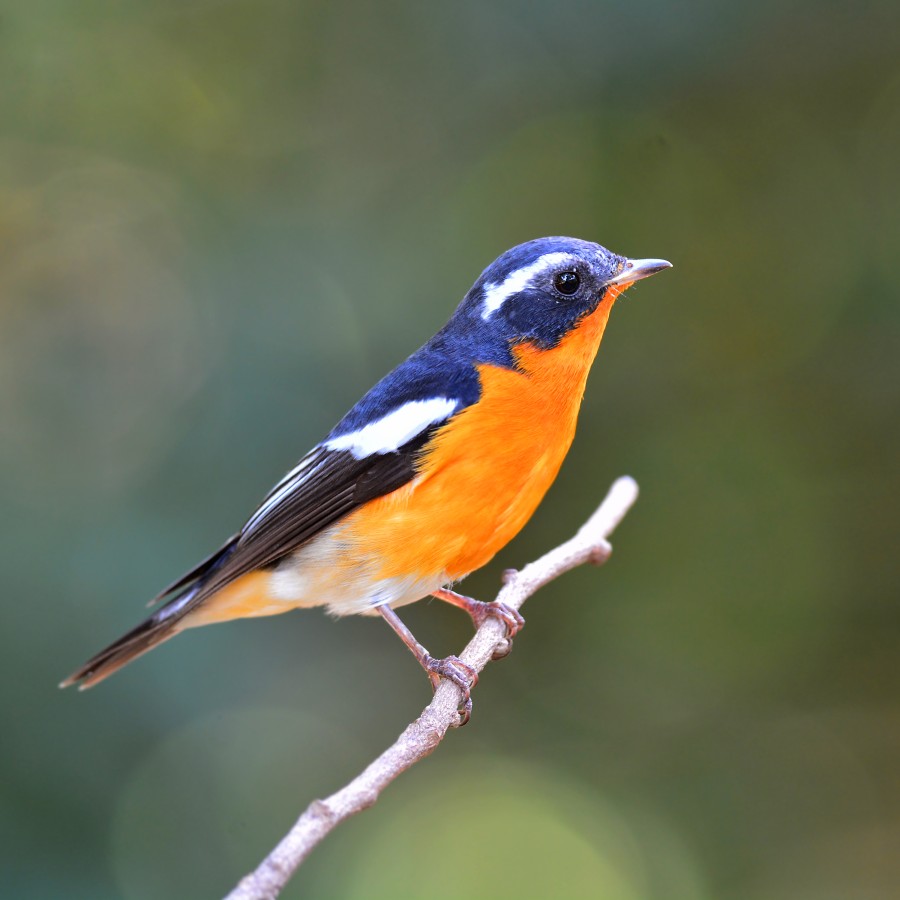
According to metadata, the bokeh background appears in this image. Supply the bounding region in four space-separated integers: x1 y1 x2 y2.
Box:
3 1 899 897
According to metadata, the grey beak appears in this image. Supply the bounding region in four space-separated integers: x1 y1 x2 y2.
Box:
607 258 673 286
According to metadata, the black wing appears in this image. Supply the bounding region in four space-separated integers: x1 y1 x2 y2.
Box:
159 428 439 618
61 433 439 690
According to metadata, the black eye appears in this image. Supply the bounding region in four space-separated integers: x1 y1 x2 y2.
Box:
553 271 580 296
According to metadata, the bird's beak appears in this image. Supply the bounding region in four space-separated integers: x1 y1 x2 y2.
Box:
607 258 673 287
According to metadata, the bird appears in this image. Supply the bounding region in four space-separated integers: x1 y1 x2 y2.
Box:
61 236 671 722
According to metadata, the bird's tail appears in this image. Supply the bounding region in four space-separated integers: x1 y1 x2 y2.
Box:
58 609 183 690
61 534 239 690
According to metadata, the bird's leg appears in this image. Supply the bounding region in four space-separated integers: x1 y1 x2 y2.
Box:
377 605 478 726
431 587 525 660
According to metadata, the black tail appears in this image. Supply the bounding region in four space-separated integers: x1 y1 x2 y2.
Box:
61 534 239 690
59 612 181 690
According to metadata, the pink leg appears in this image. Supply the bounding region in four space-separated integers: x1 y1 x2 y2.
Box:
378 605 478 726
431 588 525 659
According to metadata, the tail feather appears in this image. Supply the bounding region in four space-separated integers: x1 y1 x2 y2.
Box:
62 535 240 690
59 612 181 690
145 534 239 607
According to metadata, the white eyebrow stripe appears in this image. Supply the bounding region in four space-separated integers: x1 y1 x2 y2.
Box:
481 252 575 319
325 397 458 459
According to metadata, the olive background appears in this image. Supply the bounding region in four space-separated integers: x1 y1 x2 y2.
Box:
2 1 899 898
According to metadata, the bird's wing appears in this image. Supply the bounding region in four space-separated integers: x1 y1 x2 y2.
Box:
150 395 463 620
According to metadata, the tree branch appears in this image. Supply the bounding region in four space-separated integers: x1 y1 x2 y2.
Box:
225 476 640 900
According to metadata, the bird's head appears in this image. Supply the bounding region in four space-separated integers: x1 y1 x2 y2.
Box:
442 236 670 366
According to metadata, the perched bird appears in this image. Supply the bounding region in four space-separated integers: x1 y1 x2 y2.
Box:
61 237 670 722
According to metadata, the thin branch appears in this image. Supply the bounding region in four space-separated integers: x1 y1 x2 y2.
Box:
225 476 640 900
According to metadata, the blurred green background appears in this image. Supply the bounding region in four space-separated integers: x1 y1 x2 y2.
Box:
2 1 899 897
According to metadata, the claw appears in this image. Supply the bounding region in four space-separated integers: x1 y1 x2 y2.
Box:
431 588 525 659
470 600 525 636
425 655 478 726
379 605 483 725
472 600 525 659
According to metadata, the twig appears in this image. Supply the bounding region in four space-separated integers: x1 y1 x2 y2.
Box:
225 476 640 900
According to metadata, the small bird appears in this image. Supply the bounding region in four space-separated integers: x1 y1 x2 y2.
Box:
61 237 670 722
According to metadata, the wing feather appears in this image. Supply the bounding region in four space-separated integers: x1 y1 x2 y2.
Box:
147 421 446 627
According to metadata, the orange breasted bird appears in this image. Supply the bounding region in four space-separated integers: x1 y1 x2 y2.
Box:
61 237 671 721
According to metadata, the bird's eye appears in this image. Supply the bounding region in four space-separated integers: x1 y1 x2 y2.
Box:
553 271 580 296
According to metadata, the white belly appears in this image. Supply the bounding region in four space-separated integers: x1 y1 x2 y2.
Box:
266 526 449 617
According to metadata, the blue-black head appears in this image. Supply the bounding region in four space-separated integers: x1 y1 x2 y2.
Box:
329 237 669 436
433 237 671 367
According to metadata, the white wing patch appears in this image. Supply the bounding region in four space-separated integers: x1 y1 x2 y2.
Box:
242 398 456 538
481 251 575 319
325 397 458 459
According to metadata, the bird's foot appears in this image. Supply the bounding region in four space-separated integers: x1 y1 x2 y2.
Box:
432 588 525 660
424 654 478 726
469 599 525 659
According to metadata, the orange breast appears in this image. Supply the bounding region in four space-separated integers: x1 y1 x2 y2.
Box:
338 287 623 583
